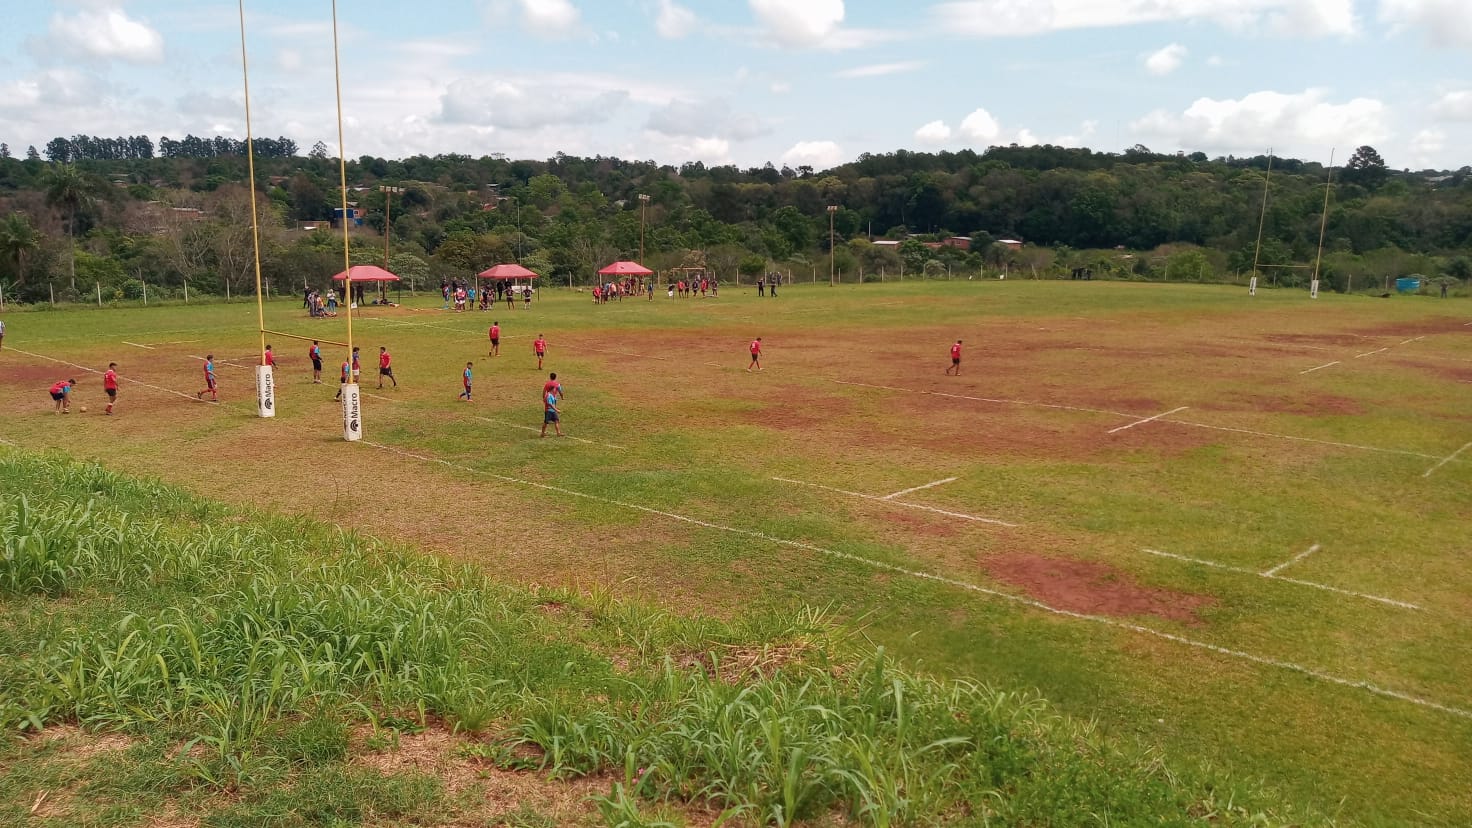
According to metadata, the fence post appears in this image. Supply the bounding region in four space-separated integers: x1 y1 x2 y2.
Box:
50 282 55 306
184 281 189 303
97 282 102 307
142 280 148 305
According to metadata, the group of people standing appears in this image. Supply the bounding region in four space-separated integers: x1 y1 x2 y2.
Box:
669 275 717 298
444 279 533 312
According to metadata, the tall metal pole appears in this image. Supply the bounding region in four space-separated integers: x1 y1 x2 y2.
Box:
1310 149 1336 293
1250 149 1274 284
638 193 650 263
827 206 838 286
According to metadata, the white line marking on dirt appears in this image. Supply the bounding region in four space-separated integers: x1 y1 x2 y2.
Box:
473 416 626 450
1354 347 1390 358
360 440 1465 718
831 380 1133 418
565 344 670 361
1263 543 1321 577
1423 441 1472 478
772 476 1016 526
146 339 201 346
362 392 400 403
1107 406 1189 435
121 341 154 350
1299 361 1341 375
1159 418 1448 461
1142 548 1420 611
9 347 212 404
881 477 959 500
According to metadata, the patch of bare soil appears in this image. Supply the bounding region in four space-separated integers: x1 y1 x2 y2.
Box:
1392 358 1472 383
984 553 1216 625
1355 319 1469 337
673 640 819 684
1264 333 1369 347
29 724 136 762
1202 392 1364 416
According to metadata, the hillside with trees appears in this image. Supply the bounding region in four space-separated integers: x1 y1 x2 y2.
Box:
1 137 1468 304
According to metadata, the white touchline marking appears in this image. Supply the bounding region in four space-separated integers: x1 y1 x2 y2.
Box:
772 476 1016 526
1423 441 1472 478
831 379 1133 418
145 339 201 346
1159 418 1448 462
473 416 626 450
9 347 212 404
1299 361 1341 375
1107 406 1190 435
1354 347 1390 358
362 392 400 403
360 440 1469 719
566 344 670 361
122 341 154 350
881 477 959 500
1263 543 1321 577
1142 549 1420 611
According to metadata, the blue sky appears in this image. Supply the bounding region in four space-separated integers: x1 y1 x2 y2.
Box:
2 0 1469 170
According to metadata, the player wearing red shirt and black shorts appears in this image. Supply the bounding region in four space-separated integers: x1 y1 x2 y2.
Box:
542 372 563 404
946 340 962 375
489 322 500 357
533 335 546 370
378 346 396 388
103 363 119 415
309 341 323 383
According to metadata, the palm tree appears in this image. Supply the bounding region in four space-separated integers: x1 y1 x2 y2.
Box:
0 213 41 288
43 164 97 290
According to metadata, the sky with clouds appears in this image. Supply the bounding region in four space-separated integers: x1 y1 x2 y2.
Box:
2 0 1470 171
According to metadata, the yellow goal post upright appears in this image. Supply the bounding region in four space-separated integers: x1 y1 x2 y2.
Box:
236 0 274 419
1247 147 1337 300
329 0 362 442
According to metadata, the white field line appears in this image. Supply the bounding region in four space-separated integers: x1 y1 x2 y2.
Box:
121 341 154 350
831 379 1134 418
565 344 670 361
1354 347 1390 359
9 347 212 404
362 391 401 403
1142 548 1421 611
371 317 529 340
1158 418 1448 462
1263 543 1321 577
145 339 201 346
1299 361 1341 375
772 476 1017 527
1107 406 1190 435
473 416 626 450
361 440 1469 719
1423 441 1472 478
881 477 959 500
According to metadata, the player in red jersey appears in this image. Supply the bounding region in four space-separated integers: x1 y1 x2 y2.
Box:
377 346 396 388
489 321 501 357
103 363 119 415
309 341 323 383
263 343 276 371
945 340 962 375
533 334 546 369
746 337 762 372
334 358 350 401
196 355 218 401
542 372 563 403
49 378 76 414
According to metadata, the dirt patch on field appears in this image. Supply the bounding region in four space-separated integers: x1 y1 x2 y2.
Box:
984 553 1215 625
1355 319 1469 337
1264 333 1369 347
29 724 136 762
1203 391 1364 416
1392 358 1472 383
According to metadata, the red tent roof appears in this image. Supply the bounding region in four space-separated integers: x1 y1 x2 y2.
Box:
598 261 653 276
332 265 401 282
478 264 539 280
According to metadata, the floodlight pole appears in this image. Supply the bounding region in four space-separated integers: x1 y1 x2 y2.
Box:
827 205 838 286
638 193 651 263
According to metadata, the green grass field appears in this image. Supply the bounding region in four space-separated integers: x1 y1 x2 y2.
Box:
2 280 1470 825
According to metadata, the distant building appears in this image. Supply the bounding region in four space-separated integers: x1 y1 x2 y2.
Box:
996 239 1023 250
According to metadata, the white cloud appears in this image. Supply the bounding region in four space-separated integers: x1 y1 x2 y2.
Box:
959 108 1001 142
645 99 769 141
747 0 892 50
1379 0 1472 46
655 0 697 38
770 81 791 94
781 140 846 168
933 0 1356 37
1431 90 1472 120
517 0 582 37
1132 88 1390 154
1206 55 1225 66
1144 43 1187 75
1015 128 1039 145
834 61 925 79
47 8 164 63
439 78 628 129
1409 128 1445 156
914 120 952 144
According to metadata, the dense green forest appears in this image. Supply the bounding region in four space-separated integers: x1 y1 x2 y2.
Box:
0 136 1468 304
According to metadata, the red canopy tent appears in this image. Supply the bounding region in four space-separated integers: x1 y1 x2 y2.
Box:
332 265 402 305
477 263 539 304
598 261 653 276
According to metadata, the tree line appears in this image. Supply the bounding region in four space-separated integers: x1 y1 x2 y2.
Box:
0 140 1468 305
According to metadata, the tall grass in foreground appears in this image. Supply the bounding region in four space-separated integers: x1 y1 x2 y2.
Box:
0 449 1314 826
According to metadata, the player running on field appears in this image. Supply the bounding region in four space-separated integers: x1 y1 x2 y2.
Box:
49 378 76 414
103 363 119 415
196 355 218 401
459 362 474 401
533 334 546 369
945 340 963 375
489 321 500 357
746 337 762 372
378 346 396 388
310 341 323 383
